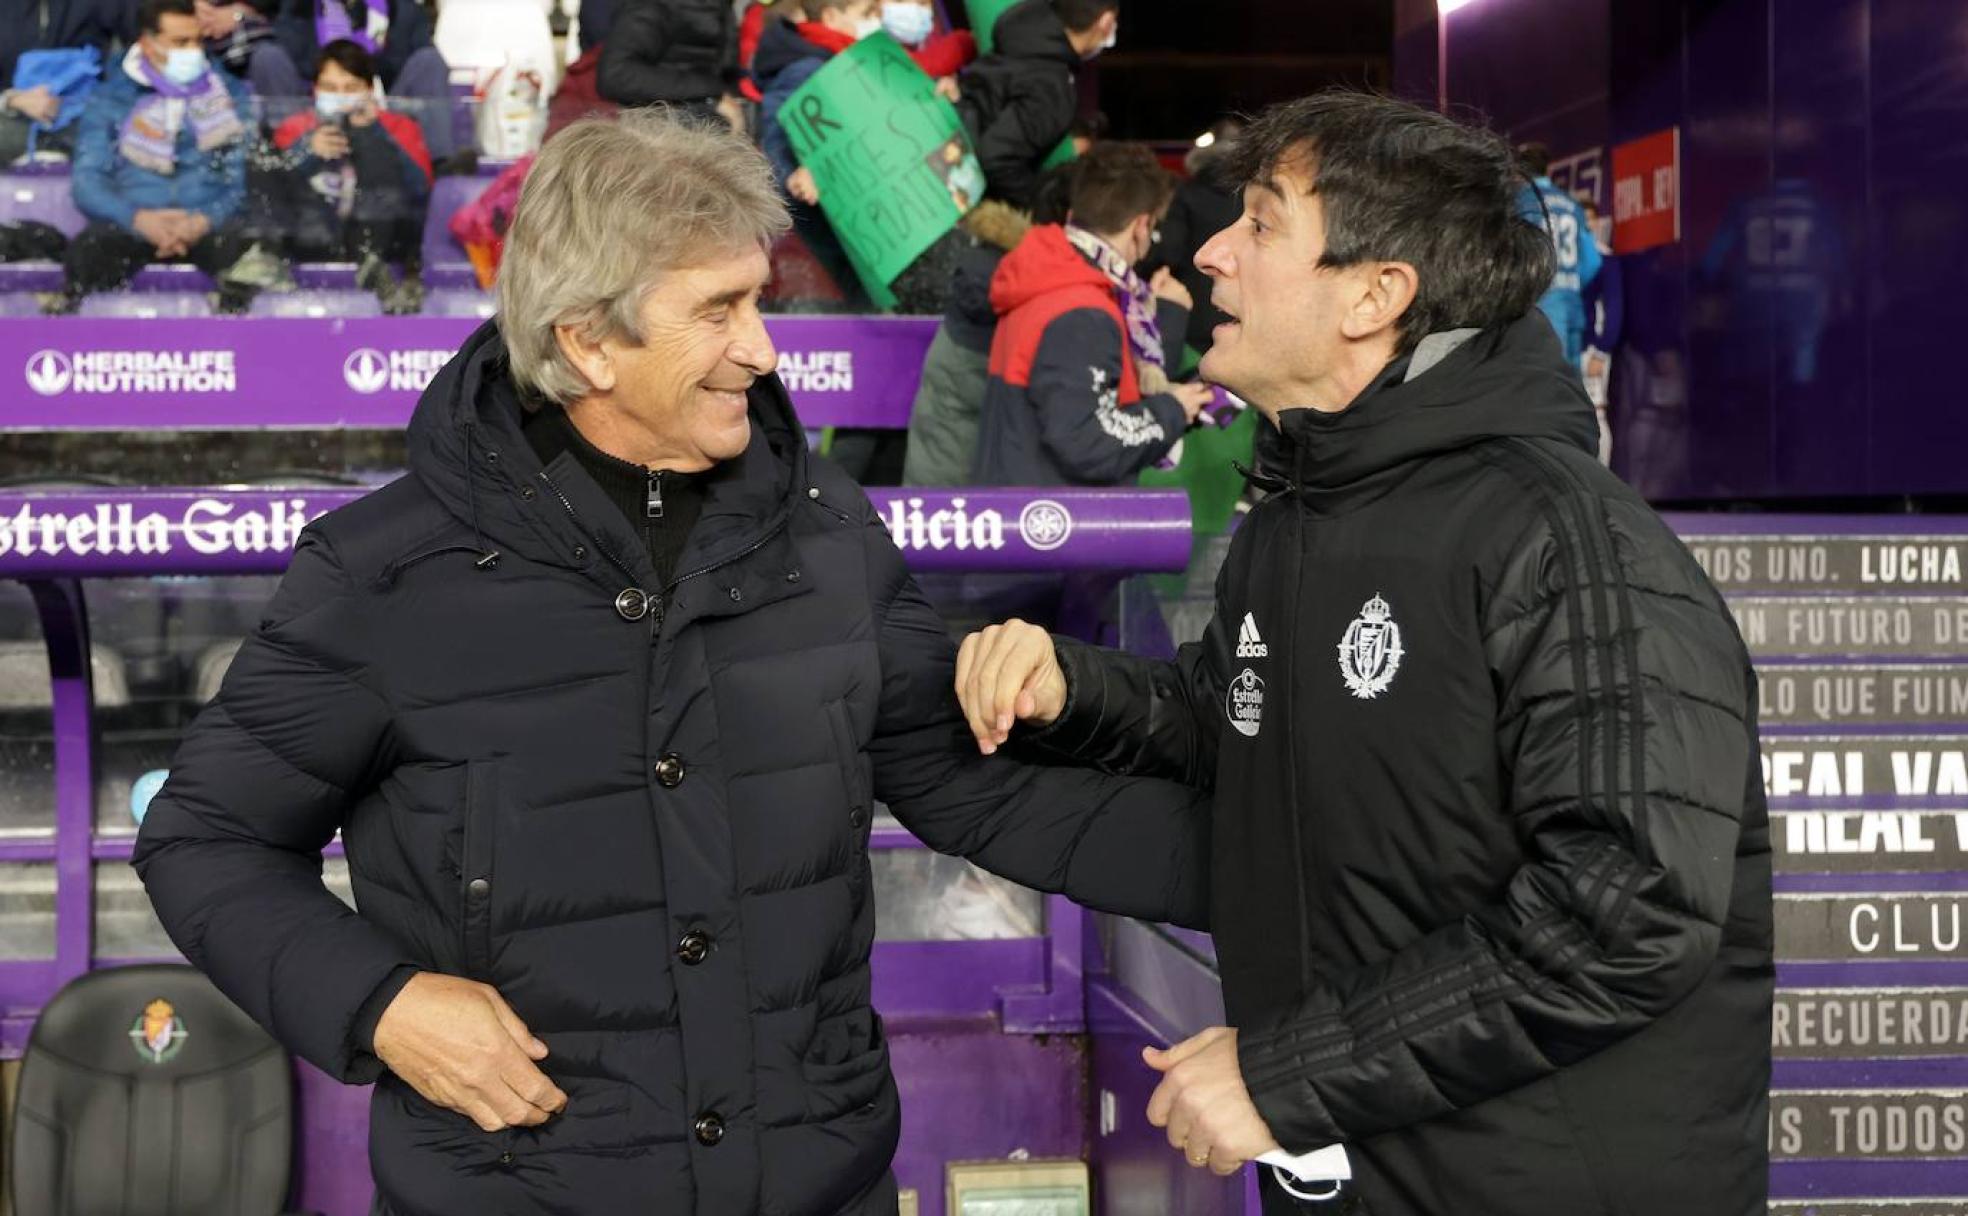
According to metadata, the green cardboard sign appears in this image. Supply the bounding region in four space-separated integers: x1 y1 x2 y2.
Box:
781 32 984 310
965 0 1025 54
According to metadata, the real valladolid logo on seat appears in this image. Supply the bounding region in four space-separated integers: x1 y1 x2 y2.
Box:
1338 593 1404 700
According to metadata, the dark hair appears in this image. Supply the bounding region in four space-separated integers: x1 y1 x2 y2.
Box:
139 0 197 35
1053 0 1118 34
1516 141 1551 177
315 38 377 85
1068 141 1174 234
1068 111 1109 142
1225 90 1554 351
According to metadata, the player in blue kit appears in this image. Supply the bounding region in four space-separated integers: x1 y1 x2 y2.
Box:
1515 142 1602 364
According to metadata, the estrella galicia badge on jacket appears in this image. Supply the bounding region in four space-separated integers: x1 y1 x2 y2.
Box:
1227 668 1265 737
129 998 188 1065
1338 593 1405 700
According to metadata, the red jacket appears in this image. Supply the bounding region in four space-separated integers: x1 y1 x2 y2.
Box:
272 108 433 182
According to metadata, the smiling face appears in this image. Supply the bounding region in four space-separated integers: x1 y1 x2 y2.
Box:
563 244 778 471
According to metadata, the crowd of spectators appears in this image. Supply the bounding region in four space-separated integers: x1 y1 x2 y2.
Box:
6 0 1253 493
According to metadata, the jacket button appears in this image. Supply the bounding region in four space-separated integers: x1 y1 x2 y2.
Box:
728 586 743 603
498 1150 514 1165
676 930 711 966
848 809 864 829
467 877 491 898
614 588 649 621
694 1113 725 1146
654 754 685 787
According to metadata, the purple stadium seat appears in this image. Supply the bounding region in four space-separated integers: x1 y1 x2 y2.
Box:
293 262 362 290
247 289 383 318
75 292 212 318
0 172 87 236
422 288 495 318
0 293 48 316
127 264 217 292
421 171 498 289
0 263 62 292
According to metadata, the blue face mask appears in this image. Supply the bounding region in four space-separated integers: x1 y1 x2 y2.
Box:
880 1 934 46
315 91 364 118
162 47 207 85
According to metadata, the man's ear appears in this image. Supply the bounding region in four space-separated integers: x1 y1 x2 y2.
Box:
1341 261 1419 342
553 322 614 395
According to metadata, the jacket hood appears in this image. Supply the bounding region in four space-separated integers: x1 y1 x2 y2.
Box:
405 321 809 585
990 0 1076 65
751 19 830 82
962 198 1033 253
989 224 1110 316
1260 313 1600 496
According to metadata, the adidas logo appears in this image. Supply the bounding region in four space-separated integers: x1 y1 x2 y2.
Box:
1235 612 1268 658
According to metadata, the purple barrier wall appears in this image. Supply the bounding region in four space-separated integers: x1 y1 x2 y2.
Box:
0 315 936 431
1402 0 1968 502
0 487 1192 577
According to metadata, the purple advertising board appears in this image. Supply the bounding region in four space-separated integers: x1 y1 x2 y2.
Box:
0 486 1192 576
0 315 937 431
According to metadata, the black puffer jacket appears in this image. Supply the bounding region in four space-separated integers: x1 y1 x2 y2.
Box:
1035 316 1773 1215
598 0 737 111
955 0 1078 210
132 322 1210 1215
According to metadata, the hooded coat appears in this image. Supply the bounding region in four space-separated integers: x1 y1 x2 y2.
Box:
953 0 1078 210
970 224 1190 486
133 322 1211 1215
1033 316 1773 1216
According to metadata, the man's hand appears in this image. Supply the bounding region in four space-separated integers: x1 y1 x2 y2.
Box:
6 85 61 125
1150 266 1193 312
933 75 961 103
310 123 351 159
171 211 211 250
194 0 239 40
133 209 187 256
372 972 570 1132
955 618 1066 755
715 92 746 134
1145 1027 1281 1177
787 166 820 206
1169 380 1215 425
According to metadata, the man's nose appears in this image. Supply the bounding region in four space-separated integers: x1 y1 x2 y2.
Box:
1195 227 1233 280
728 309 777 377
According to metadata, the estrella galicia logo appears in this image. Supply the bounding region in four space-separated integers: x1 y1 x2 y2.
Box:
1018 499 1073 552
1226 668 1264 738
342 348 390 394
24 350 71 396
129 998 188 1065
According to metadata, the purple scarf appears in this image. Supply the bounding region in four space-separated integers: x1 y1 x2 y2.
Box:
1064 222 1166 373
117 48 244 177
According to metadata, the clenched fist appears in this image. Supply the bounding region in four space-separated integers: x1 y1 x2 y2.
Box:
954 618 1067 755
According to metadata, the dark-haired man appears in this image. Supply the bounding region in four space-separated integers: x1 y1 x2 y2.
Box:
955 90 1772 1215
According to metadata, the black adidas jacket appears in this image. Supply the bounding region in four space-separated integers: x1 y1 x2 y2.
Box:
1034 315 1774 1215
132 321 1210 1215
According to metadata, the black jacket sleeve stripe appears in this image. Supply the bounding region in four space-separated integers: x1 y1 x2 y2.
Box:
1235 441 1748 1148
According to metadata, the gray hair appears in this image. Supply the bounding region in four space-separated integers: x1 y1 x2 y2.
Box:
495 110 793 405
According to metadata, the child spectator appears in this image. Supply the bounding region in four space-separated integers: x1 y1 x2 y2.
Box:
971 142 1212 486
268 37 429 310
956 0 1118 210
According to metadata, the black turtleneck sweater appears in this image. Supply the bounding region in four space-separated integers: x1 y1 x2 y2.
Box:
522 405 710 590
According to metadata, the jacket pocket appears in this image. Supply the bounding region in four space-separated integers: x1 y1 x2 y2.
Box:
460 759 498 981
804 1009 889 1122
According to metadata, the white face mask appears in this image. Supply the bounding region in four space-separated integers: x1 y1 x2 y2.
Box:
162 47 207 85
880 1 933 45
852 14 883 39
315 91 364 119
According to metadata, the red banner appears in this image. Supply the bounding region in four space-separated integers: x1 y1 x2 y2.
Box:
1610 127 1680 254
